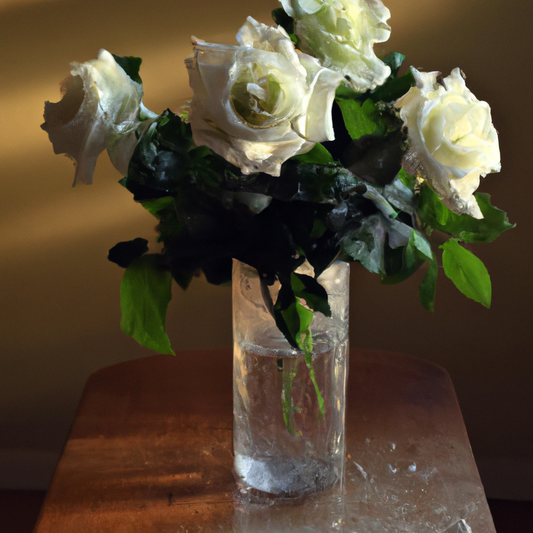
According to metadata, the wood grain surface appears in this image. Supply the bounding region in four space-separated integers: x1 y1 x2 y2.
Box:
33 349 495 532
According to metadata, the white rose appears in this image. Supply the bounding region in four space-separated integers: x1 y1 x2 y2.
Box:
280 0 391 92
185 17 344 176
396 68 501 219
42 49 156 185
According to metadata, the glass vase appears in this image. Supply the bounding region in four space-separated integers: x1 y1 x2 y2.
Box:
232 259 350 497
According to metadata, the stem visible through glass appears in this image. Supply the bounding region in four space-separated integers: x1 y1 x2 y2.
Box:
260 277 325 435
280 356 302 437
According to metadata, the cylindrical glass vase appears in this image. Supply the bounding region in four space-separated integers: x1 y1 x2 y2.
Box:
232 259 350 497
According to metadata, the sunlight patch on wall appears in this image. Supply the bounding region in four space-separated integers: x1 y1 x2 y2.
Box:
0 0 59 11
0 181 158 256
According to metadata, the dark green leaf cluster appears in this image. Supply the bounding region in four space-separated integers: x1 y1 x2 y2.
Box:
115 106 407 351
120 109 240 201
331 54 414 188
110 44 513 356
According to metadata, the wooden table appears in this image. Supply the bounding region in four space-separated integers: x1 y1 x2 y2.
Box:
33 349 496 532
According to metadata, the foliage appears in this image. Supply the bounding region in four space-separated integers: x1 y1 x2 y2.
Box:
105 49 512 357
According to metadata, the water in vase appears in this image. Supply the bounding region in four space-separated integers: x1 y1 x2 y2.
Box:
233 335 348 496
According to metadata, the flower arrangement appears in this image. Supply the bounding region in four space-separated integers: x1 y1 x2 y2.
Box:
41 0 512 359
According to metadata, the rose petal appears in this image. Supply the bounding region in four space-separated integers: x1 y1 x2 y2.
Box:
42 49 156 185
281 0 392 92
396 67 501 219
186 17 343 176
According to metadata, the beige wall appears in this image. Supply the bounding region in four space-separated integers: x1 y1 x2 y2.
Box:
0 0 531 499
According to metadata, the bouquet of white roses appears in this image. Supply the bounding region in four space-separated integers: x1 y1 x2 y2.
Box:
42 0 512 357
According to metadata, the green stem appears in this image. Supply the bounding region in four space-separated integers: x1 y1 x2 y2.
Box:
281 356 301 437
301 328 325 420
280 326 325 436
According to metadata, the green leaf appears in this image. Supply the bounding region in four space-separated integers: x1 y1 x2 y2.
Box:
112 54 143 84
120 254 175 354
410 229 433 262
380 230 437 310
140 196 176 218
342 213 387 275
382 230 428 284
383 175 416 214
335 83 362 100
149 199 183 244
279 302 314 349
294 300 314 334
286 162 359 204
369 69 416 103
383 52 406 78
273 284 300 349
336 97 386 140
440 239 491 308
398 168 417 191
273 280 316 349
460 194 515 243
123 111 192 198
291 143 334 164
418 184 515 243
290 273 331 317
310 218 327 239
127 196 183 246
